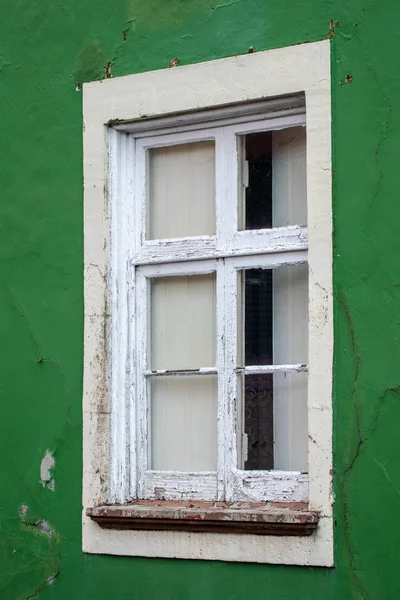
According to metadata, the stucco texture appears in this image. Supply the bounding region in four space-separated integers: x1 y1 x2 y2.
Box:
0 1 399 598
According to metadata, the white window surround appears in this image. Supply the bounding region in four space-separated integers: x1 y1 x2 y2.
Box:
82 39 333 566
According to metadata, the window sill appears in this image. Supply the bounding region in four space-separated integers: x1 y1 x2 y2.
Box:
87 501 318 536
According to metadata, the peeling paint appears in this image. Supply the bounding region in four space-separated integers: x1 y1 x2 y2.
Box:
22 519 53 537
40 450 55 491
104 61 112 79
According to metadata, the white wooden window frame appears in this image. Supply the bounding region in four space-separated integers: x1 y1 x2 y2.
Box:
83 40 333 566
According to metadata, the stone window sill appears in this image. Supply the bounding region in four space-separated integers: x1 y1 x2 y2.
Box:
87 501 318 536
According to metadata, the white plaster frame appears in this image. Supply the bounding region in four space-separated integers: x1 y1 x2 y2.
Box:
83 39 333 566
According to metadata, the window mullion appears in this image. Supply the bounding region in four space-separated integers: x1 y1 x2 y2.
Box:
127 264 137 499
135 269 148 499
126 135 137 500
223 258 238 500
216 259 226 500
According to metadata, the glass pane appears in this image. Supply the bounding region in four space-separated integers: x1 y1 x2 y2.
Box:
238 263 308 472
273 370 308 472
239 371 308 472
239 264 308 366
150 375 217 471
243 269 273 366
273 263 308 365
238 132 272 230
243 373 274 470
150 273 216 370
148 140 216 239
238 127 307 230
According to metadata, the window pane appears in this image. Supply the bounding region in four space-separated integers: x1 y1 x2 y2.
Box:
150 273 216 370
273 370 308 472
150 375 217 471
148 140 216 239
238 126 307 230
238 263 308 472
239 264 308 366
242 268 273 366
238 370 308 472
242 373 274 470
273 263 308 366
238 132 272 230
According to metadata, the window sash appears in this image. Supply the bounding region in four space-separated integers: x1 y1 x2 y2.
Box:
132 115 307 267
134 254 308 502
223 255 309 501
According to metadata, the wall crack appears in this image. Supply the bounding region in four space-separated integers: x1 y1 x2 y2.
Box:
207 1 239 22
24 569 60 600
337 293 365 599
9 286 72 426
339 292 400 598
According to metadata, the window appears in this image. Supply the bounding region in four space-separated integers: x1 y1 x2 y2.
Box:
83 40 333 566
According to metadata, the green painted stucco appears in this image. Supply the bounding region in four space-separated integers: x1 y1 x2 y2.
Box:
1 1 399 598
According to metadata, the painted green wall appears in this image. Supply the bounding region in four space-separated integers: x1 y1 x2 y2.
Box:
1 1 399 598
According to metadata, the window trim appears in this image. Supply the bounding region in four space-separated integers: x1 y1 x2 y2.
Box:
82 39 333 566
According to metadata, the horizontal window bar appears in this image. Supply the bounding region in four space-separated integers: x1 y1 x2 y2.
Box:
236 364 308 375
144 367 217 377
132 226 308 266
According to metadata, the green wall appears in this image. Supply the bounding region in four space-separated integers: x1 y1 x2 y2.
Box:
1 1 400 598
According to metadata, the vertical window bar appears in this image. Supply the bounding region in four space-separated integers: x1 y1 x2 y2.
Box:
135 270 149 498
216 259 226 499
223 259 238 499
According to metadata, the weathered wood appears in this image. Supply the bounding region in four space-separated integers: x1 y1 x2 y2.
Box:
144 368 217 377
237 364 308 375
87 502 318 536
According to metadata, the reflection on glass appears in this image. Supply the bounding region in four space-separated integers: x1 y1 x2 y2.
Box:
148 140 216 239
